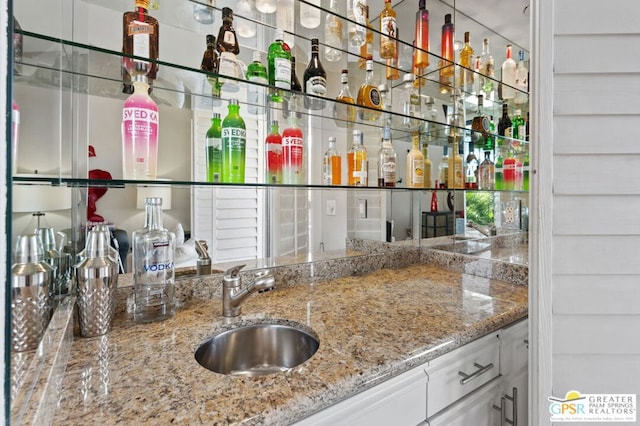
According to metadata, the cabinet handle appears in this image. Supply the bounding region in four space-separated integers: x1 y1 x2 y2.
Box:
493 387 518 426
458 362 494 385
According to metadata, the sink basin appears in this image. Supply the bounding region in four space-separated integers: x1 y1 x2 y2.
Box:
195 321 320 377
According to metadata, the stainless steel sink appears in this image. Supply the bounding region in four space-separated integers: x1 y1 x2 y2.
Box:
195 321 320 377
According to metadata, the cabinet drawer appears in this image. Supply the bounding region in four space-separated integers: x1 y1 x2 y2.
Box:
500 318 529 376
426 332 500 417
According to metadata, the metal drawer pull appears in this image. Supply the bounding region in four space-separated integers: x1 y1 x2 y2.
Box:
458 362 495 385
493 387 518 426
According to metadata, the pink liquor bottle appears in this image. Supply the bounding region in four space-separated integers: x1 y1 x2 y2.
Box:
12 99 20 175
122 75 159 179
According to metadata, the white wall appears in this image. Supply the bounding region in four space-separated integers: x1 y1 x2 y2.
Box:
531 0 640 423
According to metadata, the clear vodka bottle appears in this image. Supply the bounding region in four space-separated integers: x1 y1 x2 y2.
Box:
132 197 176 323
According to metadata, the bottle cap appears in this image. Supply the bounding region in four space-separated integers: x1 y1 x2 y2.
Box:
419 0 426 9
145 197 163 207
444 13 452 24
383 126 391 140
328 136 336 143
515 109 522 115
222 7 233 18
206 34 215 44
275 29 284 41
213 112 220 119
271 120 278 126
403 73 416 83
228 98 239 106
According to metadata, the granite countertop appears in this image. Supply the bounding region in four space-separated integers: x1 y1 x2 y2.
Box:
53 263 528 425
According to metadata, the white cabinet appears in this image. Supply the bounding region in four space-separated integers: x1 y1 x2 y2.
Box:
297 319 528 426
295 364 428 426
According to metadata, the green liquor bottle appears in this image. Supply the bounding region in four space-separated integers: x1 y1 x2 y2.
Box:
205 113 222 182
512 109 526 141
268 29 292 102
246 51 268 115
221 99 246 183
494 148 504 190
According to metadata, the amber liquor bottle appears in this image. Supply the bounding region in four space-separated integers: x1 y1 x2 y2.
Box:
122 0 159 93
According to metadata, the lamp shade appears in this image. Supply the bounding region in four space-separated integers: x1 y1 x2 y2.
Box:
12 182 72 213
136 182 172 210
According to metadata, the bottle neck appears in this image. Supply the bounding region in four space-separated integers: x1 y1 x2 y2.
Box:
228 104 240 115
145 203 163 230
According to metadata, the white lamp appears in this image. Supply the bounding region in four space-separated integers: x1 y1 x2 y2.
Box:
136 181 172 210
12 181 72 228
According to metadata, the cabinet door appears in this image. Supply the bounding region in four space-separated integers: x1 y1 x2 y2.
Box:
427 378 502 426
295 365 427 426
499 318 528 426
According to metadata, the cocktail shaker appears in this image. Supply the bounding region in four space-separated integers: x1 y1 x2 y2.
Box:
11 234 54 352
35 227 69 296
75 230 118 337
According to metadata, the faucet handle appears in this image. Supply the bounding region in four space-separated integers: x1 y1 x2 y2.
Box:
225 264 246 278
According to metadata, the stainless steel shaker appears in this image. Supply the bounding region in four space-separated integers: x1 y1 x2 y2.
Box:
11 234 54 352
75 230 118 337
35 227 69 296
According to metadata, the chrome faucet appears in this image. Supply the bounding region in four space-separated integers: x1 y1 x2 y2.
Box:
222 265 275 317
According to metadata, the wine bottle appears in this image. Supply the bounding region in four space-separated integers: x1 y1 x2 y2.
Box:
457 31 474 93
303 38 327 110
200 35 219 98
479 38 495 100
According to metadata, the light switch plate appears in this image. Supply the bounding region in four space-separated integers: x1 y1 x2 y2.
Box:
326 199 336 216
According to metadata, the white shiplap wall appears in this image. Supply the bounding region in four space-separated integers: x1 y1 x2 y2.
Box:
534 0 640 421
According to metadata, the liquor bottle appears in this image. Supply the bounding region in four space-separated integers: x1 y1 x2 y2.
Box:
421 96 439 143
357 57 382 122
379 0 397 60
465 142 479 189
324 0 343 62
448 140 464 189
277 0 295 48
439 14 454 80
256 0 277 14
246 50 268 115
512 108 526 141
358 6 373 69
501 44 517 100
205 113 222 183
132 197 176 323
300 0 321 29
386 27 400 80
414 0 429 69
497 103 512 147
522 151 530 191
494 148 504 190
396 73 421 130
303 38 327 110
348 129 368 186
515 50 529 105
334 69 357 127
406 132 424 188
13 17 22 76
200 34 220 97
471 94 490 145
282 115 304 184
221 99 246 183
478 150 495 190
122 0 160 89
268 30 292 102
323 136 342 185
122 75 159 180
472 55 482 95
284 56 303 119
479 38 495 100
216 7 239 55
438 145 449 188
216 8 241 91
265 120 283 184
457 31 474 93
430 187 438 211
347 0 367 49
422 145 432 188
503 149 522 191
377 126 397 187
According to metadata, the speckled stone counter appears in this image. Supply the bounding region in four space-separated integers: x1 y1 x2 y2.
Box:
52 264 527 425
